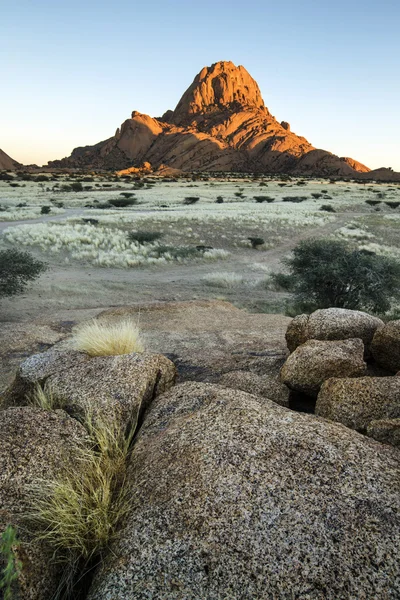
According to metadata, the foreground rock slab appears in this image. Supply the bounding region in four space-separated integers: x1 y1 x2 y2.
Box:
316 376 400 433
0 406 90 600
286 308 383 353
88 382 400 600
280 338 366 397
1 349 176 429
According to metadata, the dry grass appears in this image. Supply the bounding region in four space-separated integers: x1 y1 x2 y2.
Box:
71 318 144 356
202 271 244 288
28 410 134 597
28 383 60 411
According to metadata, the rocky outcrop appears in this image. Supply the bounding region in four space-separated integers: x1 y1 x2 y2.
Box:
316 376 400 432
1 348 176 429
280 338 366 396
286 308 383 354
87 382 400 599
0 406 90 599
0 148 21 170
47 61 374 176
370 320 400 372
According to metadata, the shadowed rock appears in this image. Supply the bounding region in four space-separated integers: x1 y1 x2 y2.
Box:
370 320 400 372
0 406 90 600
218 370 290 407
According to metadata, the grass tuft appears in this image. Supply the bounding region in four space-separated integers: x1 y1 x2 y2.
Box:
71 319 144 356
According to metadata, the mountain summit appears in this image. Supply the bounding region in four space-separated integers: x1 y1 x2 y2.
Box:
48 61 370 175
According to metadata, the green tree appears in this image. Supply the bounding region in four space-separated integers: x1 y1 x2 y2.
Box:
273 239 400 313
0 249 48 298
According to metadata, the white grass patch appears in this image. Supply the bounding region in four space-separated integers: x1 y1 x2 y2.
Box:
3 223 229 268
202 272 244 288
0 207 65 221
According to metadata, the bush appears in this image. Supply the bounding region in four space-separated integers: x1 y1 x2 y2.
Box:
311 193 323 199
183 197 200 205
0 249 47 298
41 206 51 214
319 204 336 212
272 238 400 313
70 182 83 192
108 198 138 207
127 231 163 244
248 237 265 248
215 196 224 203
282 196 307 203
253 196 274 203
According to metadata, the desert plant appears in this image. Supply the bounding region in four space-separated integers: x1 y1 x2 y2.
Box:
0 249 47 298
365 199 382 206
71 319 144 356
311 193 323 199
120 193 135 199
282 196 307 203
319 204 336 212
248 237 265 248
127 231 163 244
202 272 243 288
385 202 400 209
29 383 60 411
29 409 134 598
41 206 51 214
253 196 274 203
183 197 200 205
0 525 22 600
69 182 83 192
215 196 224 203
272 238 400 313
108 198 138 207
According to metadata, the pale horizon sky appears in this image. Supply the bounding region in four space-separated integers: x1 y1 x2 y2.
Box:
1 0 399 170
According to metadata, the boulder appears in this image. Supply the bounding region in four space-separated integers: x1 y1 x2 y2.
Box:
218 370 290 407
87 382 400 600
1 349 176 431
370 320 400 372
280 338 366 397
367 418 400 447
0 406 90 600
286 308 383 353
316 376 400 432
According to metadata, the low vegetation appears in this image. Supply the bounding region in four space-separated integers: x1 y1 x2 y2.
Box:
0 525 22 600
71 319 144 356
273 238 400 313
0 248 47 298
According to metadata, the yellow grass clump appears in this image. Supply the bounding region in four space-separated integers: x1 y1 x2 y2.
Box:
71 318 144 356
28 410 134 596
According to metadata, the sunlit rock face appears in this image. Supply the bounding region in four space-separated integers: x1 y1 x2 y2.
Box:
47 61 371 176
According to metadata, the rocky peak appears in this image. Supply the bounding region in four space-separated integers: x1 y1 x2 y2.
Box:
170 60 266 125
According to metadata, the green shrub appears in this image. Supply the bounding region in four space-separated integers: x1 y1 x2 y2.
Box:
0 525 22 600
253 196 274 203
70 182 83 192
319 204 336 212
127 231 163 244
311 193 323 199
0 249 48 298
183 197 200 205
41 206 51 214
108 198 138 207
365 199 381 206
248 237 265 248
272 238 400 313
282 196 307 203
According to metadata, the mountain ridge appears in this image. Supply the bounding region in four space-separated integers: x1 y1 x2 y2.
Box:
48 61 374 176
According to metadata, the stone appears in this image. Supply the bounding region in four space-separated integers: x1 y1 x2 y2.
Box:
316 376 400 432
0 406 90 600
286 308 383 353
367 418 400 447
87 382 400 600
280 338 366 397
218 370 290 407
370 320 400 372
2 349 176 431
0 148 21 170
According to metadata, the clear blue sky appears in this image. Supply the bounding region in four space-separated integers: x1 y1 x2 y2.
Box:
2 0 399 169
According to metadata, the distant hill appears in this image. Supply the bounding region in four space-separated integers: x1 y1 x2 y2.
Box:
48 61 391 178
0 148 21 170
